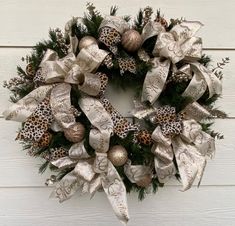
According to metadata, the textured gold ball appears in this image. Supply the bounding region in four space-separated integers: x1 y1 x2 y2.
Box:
121 29 142 52
79 36 98 50
136 174 152 187
108 145 128 166
64 122 85 143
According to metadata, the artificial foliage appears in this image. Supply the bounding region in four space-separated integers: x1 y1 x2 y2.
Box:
3 3 229 223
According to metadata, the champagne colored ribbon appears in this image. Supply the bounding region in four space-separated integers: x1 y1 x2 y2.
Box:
50 83 76 129
152 119 215 191
51 96 129 224
124 160 152 183
153 21 203 64
99 16 129 34
141 21 222 104
4 23 130 223
41 44 108 85
141 57 170 104
3 85 53 122
183 102 211 121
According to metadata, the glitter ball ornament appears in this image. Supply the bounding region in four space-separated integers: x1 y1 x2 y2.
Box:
64 122 85 143
137 130 153 146
79 36 98 50
171 71 192 83
108 145 128 166
121 29 142 52
136 174 152 187
26 63 35 77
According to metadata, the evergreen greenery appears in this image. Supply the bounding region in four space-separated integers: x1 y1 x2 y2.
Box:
3 4 228 200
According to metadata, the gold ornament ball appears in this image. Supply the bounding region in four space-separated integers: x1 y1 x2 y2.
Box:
136 174 152 187
64 122 85 143
121 29 142 52
79 36 98 50
108 145 128 166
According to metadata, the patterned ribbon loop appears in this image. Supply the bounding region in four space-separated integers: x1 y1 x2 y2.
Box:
151 126 176 183
78 95 129 224
183 62 222 100
141 58 171 104
153 21 203 63
50 95 129 224
124 160 153 184
141 21 165 44
151 106 215 190
40 44 108 85
141 20 222 105
3 85 53 122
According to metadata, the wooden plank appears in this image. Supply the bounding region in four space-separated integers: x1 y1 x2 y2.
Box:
0 48 234 116
0 186 234 226
0 118 234 187
0 0 235 48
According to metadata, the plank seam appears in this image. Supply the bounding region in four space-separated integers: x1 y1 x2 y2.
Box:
0 46 235 51
0 184 234 189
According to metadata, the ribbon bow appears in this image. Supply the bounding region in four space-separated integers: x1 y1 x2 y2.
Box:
3 28 130 224
151 106 215 191
51 115 129 224
141 21 222 104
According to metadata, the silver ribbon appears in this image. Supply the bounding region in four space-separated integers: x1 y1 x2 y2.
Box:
152 119 215 191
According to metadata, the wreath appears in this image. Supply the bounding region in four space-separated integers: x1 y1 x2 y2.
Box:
3 4 229 224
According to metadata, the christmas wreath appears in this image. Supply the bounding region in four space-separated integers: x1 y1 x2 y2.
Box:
3 4 229 224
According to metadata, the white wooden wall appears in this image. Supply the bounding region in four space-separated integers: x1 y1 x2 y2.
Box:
0 0 235 225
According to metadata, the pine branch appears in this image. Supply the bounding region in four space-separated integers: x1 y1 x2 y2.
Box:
134 10 144 33
110 6 118 16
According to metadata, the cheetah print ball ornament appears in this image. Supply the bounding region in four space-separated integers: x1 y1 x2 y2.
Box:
121 29 142 52
64 122 85 143
137 130 153 146
108 145 128 166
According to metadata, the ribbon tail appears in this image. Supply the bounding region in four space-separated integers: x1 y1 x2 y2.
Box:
141 58 170 104
50 170 81 202
102 161 129 225
3 85 53 122
50 83 76 129
172 136 206 191
151 126 176 183
191 63 222 99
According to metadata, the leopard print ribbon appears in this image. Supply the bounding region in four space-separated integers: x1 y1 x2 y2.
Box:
99 16 129 54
